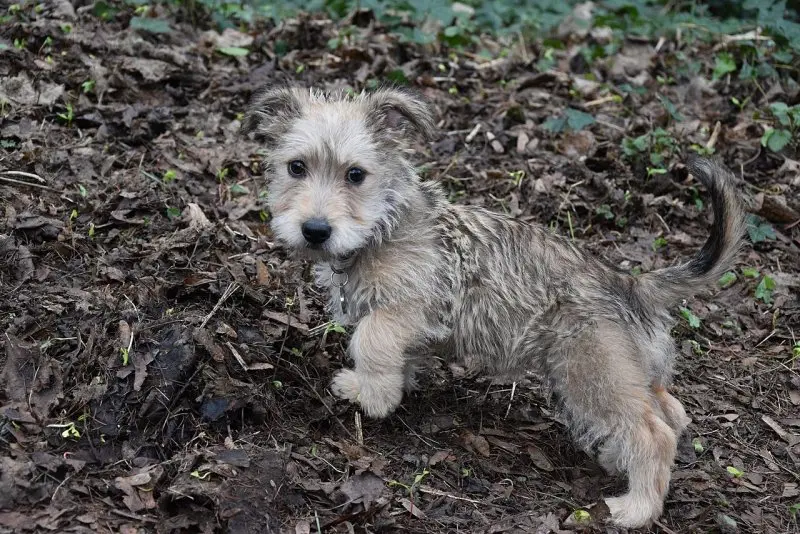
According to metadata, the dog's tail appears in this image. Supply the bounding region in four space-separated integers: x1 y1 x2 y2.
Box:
638 156 747 304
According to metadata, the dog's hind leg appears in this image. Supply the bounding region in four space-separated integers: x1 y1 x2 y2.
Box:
652 385 691 436
526 316 677 529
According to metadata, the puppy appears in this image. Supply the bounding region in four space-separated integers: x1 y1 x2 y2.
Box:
241 85 746 528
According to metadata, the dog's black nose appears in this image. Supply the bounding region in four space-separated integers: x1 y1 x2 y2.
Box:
301 218 332 244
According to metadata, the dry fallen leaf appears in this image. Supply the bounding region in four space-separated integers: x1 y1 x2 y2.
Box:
428 450 453 466
399 497 427 519
338 471 385 509
762 415 800 446
460 430 491 457
526 445 554 472
255 258 271 286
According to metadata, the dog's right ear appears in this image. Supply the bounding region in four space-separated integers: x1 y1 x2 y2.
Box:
240 86 304 145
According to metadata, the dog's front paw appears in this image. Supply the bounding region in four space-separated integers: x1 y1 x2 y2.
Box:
331 369 361 403
330 369 404 419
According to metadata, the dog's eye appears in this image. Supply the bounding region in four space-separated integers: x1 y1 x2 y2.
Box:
346 167 365 185
288 160 306 177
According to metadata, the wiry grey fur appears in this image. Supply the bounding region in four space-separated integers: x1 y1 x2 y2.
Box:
242 85 747 529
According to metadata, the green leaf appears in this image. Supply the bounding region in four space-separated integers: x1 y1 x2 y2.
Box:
386 68 409 85
769 102 791 126
738 60 754 80
621 134 649 157
444 26 461 38
273 40 288 57
595 204 614 220
230 183 249 195
766 129 791 152
726 466 744 478
92 1 119 20
692 437 704 453
741 267 760 279
166 207 181 220
718 271 737 289
746 214 776 243
129 16 171 34
680 307 701 329
652 236 668 251
542 116 567 133
712 52 737 80
773 49 793 63
564 108 595 131
657 94 683 122
755 275 776 305
325 322 347 335
217 46 249 57
397 26 435 45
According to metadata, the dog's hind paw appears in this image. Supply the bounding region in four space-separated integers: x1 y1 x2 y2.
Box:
604 495 659 529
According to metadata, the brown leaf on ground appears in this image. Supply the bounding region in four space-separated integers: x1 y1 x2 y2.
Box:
337 471 386 509
526 445 555 472
1 336 62 421
460 430 491 457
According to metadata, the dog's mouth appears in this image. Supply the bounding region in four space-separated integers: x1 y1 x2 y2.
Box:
293 241 338 261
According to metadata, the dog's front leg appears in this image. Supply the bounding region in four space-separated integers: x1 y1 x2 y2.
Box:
330 307 418 418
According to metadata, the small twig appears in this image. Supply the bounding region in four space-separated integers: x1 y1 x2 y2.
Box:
655 212 672 234
584 95 618 108
475 57 509 71
706 121 722 150
417 485 482 504
354 411 364 446
226 342 249 371
0 175 57 190
465 123 482 143
594 119 626 132
314 509 322 534
654 519 680 534
396 416 439 449
754 329 777 349
517 30 529 63
504 381 517 420
199 282 239 328
308 321 334 336
51 474 72 502
1 170 46 183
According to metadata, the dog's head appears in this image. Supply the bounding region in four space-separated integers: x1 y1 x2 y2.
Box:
241 85 436 260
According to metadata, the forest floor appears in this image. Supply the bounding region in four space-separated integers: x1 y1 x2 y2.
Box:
1 1 799 533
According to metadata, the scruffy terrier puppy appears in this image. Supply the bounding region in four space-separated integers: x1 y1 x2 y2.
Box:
241 85 746 528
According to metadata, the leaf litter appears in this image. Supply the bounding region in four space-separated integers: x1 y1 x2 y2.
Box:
1 1 799 533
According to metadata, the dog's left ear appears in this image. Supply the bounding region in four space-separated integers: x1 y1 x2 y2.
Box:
240 85 305 145
366 87 436 143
